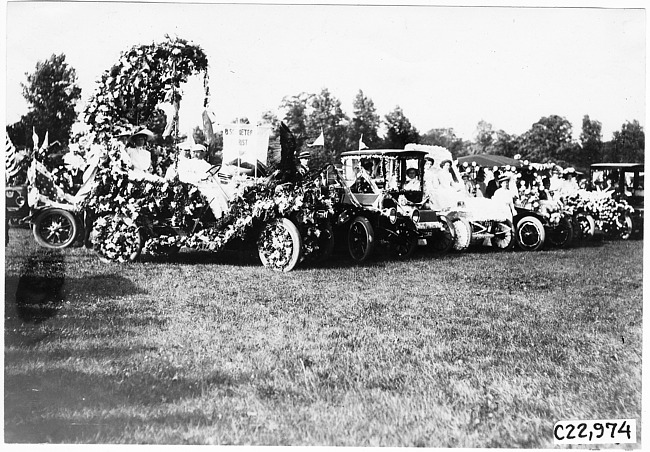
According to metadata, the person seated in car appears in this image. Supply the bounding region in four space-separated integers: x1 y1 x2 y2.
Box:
121 128 163 182
403 167 420 191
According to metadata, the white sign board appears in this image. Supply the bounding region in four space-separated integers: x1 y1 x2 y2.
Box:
222 124 270 165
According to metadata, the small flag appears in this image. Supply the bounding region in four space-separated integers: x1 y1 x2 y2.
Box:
359 134 368 150
32 127 39 150
5 134 20 181
202 110 216 145
39 131 49 151
308 129 325 147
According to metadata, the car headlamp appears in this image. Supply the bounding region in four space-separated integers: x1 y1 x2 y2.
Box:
383 207 397 224
411 208 420 224
15 195 25 207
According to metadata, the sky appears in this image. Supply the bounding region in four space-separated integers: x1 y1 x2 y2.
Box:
3 1 646 142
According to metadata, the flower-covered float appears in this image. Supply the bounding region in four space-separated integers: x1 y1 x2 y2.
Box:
408 145 515 251
83 124 333 272
563 189 635 241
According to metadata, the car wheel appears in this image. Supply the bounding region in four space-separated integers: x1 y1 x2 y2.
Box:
427 217 455 253
573 213 595 240
347 216 375 262
548 216 574 247
491 219 514 250
451 218 472 251
257 218 302 272
92 215 144 263
617 213 633 240
515 215 546 251
393 229 418 260
32 208 79 249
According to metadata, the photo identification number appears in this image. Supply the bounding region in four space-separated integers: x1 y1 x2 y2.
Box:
554 419 636 445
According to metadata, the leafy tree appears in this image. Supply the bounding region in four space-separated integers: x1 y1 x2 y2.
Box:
279 92 311 150
14 53 81 147
306 88 349 165
384 106 419 149
518 115 574 163
605 120 645 163
472 120 495 154
579 115 603 167
84 35 209 143
420 127 468 158
348 90 381 150
490 130 519 158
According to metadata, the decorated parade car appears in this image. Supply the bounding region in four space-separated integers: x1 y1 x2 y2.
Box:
318 163 420 262
337 148 456 254
84 127 333 272
586 162 643 239
405 144 516 251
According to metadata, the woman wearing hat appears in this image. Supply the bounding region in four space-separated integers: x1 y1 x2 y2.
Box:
125 128 155 174
492 173 517 215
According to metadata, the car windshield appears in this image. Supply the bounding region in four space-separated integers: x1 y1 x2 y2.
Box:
341 157 381 194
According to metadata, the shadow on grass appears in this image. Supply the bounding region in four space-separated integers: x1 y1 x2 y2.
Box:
4 362 253 443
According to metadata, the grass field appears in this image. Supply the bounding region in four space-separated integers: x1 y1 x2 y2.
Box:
4 227 643 446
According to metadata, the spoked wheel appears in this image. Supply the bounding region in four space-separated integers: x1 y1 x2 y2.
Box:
427 216 455 253
515 216 546 251
491 219 514 250
91 215 144 263
348 216 375 262
548 216 574 247
310 222 335 263
573 213 595 241
451 218 472 251
257 218 302 272
32 208 79 249
616 213 634 240
393 229 418 260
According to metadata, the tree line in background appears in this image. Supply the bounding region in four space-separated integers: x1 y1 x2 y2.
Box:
7 44 645 176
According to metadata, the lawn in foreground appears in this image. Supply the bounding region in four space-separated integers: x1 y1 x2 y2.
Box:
4 228 643 446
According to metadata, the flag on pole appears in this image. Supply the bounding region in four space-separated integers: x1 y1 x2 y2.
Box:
359 134 368 150
32 127 39 151
308 129 325 147
5 134 21 182
39 131 49 152
202 110 216 145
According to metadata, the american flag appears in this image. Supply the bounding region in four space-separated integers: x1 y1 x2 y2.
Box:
5 134 21 182
27 159 75 207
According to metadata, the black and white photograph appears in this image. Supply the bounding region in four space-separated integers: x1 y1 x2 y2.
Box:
3 0 645 447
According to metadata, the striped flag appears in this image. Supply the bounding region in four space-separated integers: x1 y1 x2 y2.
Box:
5 134 21 182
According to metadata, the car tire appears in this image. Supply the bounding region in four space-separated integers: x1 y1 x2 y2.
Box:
32 208 79 249
92 215 144 263
573 213 595 241
548 216 574 247
515 215 546 251
491 219 514 250
451 218 472 251
257 218 302 272
347 216 375 262
617 213 634 240
427 216 455 254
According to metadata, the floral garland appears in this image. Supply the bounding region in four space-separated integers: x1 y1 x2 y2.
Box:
85 143 333 262
84 36 209 143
